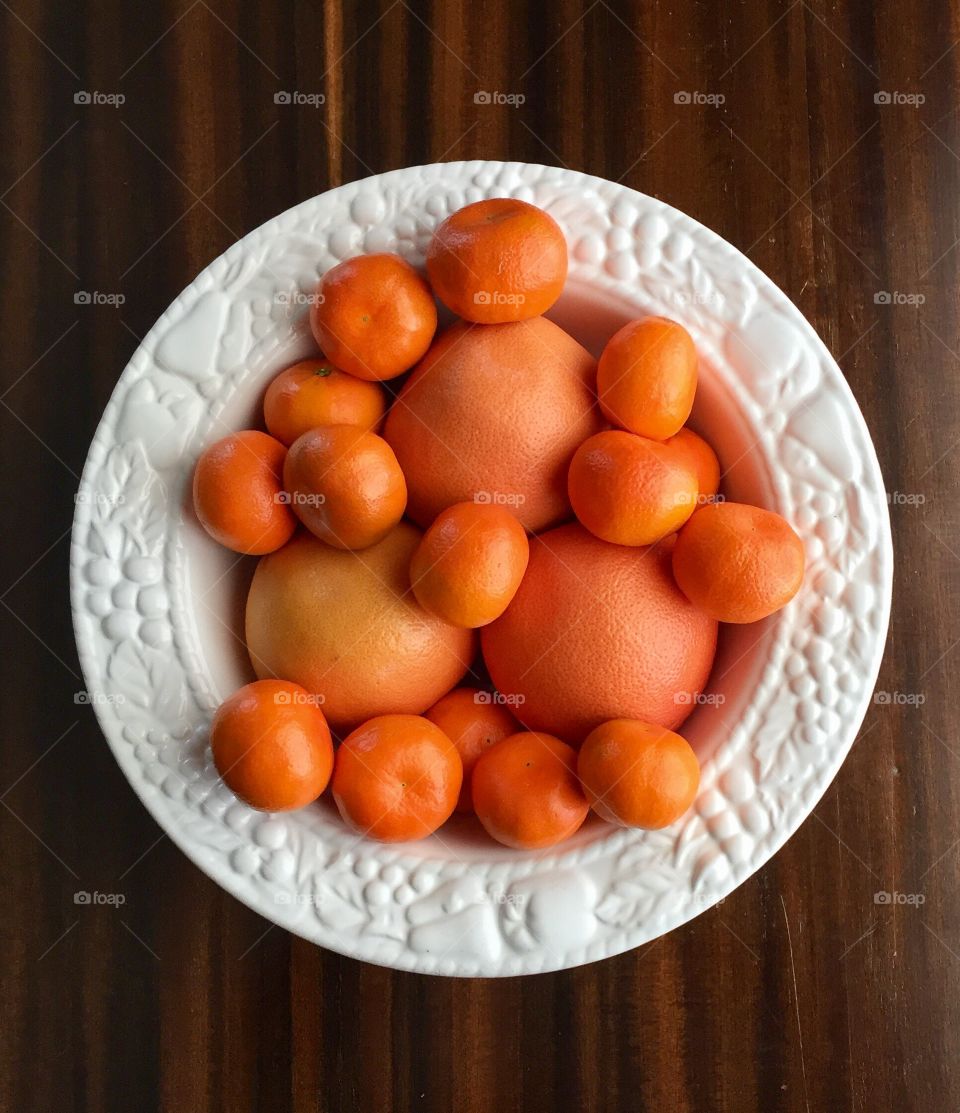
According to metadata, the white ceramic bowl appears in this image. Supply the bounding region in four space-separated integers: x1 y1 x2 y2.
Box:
70 161 892 976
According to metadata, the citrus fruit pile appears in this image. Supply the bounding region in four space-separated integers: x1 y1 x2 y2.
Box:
193 197 806 850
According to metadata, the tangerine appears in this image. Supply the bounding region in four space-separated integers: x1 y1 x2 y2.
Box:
672 501 805 623
426 198 567 323
471 733 589 849
283 424 406 550
597 317 697 440
578 718 700 828
192 430 295 555
263 358 385 445
410 502 529 628
332 714 462 841
309 253 437 381
210 679 333 811
568 429 698 546
424 687 519 813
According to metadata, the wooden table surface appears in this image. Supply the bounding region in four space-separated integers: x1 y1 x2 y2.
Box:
2 1 956 1110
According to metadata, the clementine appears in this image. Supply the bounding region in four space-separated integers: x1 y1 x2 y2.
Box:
263 358 385 445
471 733 589 849
309 253 437 381
424 687 519 813
283 424 407 550
578 718 700 828
597 316 698 440
568 429 698 546
192 430 295 555
426 198 568 323
332 714 462 841
410 502 529 628
672 501 805 623
210 679 333 811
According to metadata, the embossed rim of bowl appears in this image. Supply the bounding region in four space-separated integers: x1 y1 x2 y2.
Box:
70 161 892 976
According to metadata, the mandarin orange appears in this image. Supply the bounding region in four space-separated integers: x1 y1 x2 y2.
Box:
332 714 462 841
597 316 697 440
471 732 589 849
210 680 333 811
578 718 700 829
192 430 295 555
426 198 567 323
672 501 805 623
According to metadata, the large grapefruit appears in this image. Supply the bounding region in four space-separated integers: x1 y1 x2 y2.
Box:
245 525 475 731
383 317 603 532
481 524 718 742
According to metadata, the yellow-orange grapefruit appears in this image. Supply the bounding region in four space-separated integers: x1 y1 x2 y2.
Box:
383 318 603 532
245 525 475 732
481 524 717 743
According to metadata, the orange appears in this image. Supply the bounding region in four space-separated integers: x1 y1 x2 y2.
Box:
192 430 295 555
245 526 475 732
597 316 698 440
331 714 462 841
309 253 437 381
410 502 530 628
471 733 589 849
426 198 568 324
210 679 333 811
665 426 721 502
424 687 519 813
384 318 602 532
482 524 717 742
578 719 700 829
283 424 407 550
263 358 385 445
672 501 805 623
568 429 698 546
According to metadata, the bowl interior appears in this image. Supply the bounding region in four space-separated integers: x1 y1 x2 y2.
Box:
185 279 779 861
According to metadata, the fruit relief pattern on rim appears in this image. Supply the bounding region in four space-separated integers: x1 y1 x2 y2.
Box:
70 161 892 976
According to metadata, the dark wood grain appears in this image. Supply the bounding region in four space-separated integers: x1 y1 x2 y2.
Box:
1 1 956 1110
